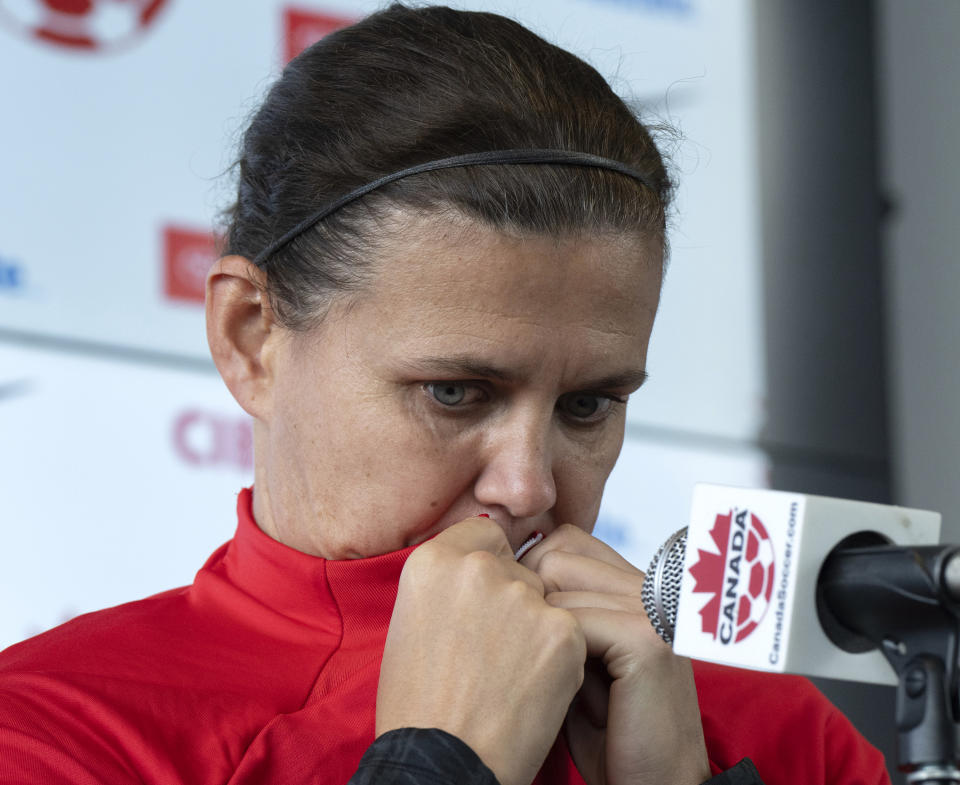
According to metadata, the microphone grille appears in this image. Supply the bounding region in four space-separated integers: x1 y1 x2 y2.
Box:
641 527 687 645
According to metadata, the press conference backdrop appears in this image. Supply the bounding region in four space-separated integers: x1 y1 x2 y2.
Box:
0 0 768 650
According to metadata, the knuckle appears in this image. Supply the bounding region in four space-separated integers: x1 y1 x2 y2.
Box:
547 607 586 654
502 576 536 605
536 547 568 580
538 548 562 570
400 539 462 586
461 548 499 577
554 523 586 545
405 541 444 572
398 553 436 593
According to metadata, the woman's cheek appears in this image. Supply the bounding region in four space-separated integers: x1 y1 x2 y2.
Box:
555 433 623 521
387 428 483 505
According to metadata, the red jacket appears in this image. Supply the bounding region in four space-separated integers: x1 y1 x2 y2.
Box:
0 489 889 784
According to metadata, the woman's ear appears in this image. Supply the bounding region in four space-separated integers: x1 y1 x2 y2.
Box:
206 255 281 421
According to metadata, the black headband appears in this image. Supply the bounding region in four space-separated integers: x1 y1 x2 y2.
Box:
252 148 655 267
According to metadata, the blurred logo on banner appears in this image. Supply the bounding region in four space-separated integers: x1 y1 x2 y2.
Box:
594 0 692 12
283 5 356 63
173 409 253 473
0 254 26 295
0 0 170 53
162 225 218 306
0 379 33 403
593 513 631 549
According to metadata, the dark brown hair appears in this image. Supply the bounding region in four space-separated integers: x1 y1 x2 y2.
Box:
223 3 672 329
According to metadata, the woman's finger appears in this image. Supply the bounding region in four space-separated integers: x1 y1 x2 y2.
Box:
530 548 644 596
521 524 641 575
560 605 664 663
418 517 545 594
432 515 515 558
544 589 642 614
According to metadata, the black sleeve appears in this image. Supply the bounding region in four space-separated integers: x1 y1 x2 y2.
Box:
701 758 764 785
350 730 764 785
349 728 500 785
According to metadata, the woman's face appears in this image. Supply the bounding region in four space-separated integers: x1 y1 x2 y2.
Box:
253 214 662 559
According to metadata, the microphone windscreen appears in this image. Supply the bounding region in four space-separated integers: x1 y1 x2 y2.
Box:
642 527 687 644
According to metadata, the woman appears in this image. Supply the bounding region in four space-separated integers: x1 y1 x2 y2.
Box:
0 5 888 785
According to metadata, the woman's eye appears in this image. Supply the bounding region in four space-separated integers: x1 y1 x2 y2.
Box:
558 393 621 422
425 382 481 407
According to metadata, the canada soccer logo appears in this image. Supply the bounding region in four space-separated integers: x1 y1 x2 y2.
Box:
688 509 775 644
0 0 169 53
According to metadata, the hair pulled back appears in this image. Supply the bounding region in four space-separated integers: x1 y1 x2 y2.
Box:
224 3 672 329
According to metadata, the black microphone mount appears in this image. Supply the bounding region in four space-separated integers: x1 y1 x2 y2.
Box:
817 537 960 784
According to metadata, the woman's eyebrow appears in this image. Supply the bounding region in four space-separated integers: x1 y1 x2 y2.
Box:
400 356 524 382
584 369 649 390
400 356 648 390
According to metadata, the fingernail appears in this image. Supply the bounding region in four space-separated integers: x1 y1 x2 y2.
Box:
478 513 490 518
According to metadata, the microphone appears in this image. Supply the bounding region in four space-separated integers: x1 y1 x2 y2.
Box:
641 484 942 685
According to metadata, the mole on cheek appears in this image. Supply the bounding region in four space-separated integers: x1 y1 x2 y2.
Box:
429 500 438 508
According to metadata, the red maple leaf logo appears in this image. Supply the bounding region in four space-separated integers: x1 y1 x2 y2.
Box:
687 512 731 639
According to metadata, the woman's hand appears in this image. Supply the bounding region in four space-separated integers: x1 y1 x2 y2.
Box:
521 526 711 785
376 517 587 785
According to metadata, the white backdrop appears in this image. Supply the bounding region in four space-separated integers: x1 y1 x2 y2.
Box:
0 0 767 650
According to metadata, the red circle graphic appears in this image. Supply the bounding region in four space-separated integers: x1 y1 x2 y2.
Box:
0 0 170 53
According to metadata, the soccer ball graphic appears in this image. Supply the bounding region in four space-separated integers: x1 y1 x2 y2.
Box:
734 523 776 641
0 0 169 52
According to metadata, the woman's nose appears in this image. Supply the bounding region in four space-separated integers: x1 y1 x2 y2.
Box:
472 417 557 520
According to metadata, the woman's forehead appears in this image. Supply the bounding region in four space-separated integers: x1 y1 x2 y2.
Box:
314 214 662 376
362 212 662 304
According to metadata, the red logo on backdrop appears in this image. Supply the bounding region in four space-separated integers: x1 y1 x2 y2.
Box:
688 509 775 644
0 0 170 53
163 225 218 306
173 410 253 472
283 6 356 63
